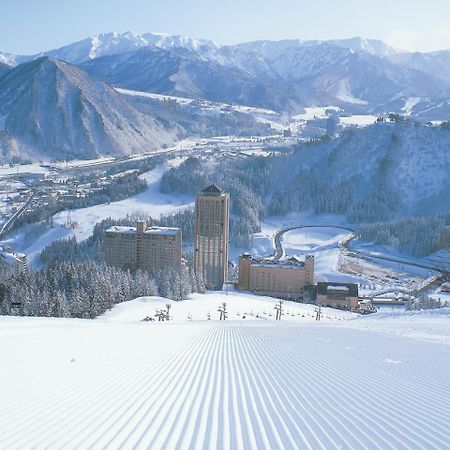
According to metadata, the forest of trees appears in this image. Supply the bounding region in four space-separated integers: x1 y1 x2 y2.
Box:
0 261 205 318
357 214 450 257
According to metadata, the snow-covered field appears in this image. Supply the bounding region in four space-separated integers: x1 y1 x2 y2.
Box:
53 163 193 242
339 114 378 127
1 292 449 449
292 106 341 121
281 226 358 282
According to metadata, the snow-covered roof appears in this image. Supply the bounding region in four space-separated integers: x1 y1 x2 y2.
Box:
252 262 306 270
144 226 180 236
106 225 180 236
106 226 135 234
317 282 358 297
327 285 349 291
243 253 313 270
251 255 309 269
0 247 25 265
200 184 226 196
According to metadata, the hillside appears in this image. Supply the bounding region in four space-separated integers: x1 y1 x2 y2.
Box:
160 121 450 249
0 62 11 79
268 122 450 220
0 57 173 162
79 42 449 115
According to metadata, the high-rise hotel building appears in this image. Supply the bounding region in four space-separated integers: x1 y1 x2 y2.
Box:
194 185 230 290
104 220 182 272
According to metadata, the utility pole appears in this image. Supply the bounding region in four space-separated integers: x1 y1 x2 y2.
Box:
218 302 228 320
274 300 284 320
315 304 322 321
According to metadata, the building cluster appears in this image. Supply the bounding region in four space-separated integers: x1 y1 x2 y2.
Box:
103 183 359 310
103 183 230 290
0 246 27 277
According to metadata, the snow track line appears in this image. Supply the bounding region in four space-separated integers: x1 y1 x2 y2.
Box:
140 327 221 449
1 322 449 449
272 331 422 449
1 326 202 449
237 326 352 450
109 326 216 448
66 327 210 449
271 327 450 449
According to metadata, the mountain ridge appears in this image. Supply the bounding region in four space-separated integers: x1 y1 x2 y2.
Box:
0 57 174 162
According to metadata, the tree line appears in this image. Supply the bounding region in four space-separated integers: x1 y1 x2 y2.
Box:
0 261 205 318
357 214 450 257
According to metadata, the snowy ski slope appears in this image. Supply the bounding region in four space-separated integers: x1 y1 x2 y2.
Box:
1 293 450 449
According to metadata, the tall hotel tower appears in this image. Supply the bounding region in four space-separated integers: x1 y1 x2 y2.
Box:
194 185 230 290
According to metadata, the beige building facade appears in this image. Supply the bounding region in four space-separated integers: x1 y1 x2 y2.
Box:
105 221 182 272
237 254 314 299
194 185 230 290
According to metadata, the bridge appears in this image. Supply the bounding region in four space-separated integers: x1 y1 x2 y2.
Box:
0 192 34 240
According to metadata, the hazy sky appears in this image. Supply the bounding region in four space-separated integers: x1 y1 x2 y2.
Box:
1 0 450 54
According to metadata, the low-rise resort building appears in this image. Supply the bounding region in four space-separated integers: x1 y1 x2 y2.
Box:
316 281 359 310
237 254 315 300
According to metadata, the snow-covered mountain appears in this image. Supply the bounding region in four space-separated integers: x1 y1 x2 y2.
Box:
0 57 173 162
387 49 450 84
80 47 310 111
0 32 219 66
78 41 449 114
2 32 450 116
233 36 401 58
269 122 450 219
2 32 450 162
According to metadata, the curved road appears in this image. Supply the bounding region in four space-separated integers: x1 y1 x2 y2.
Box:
273 225 448 292
272 224 354 261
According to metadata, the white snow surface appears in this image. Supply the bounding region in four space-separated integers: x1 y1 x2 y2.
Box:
1 291 449 449
281 227 364 284
292 106 341 121
339 115 378 127
402 97 421 115
335 78 368 105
